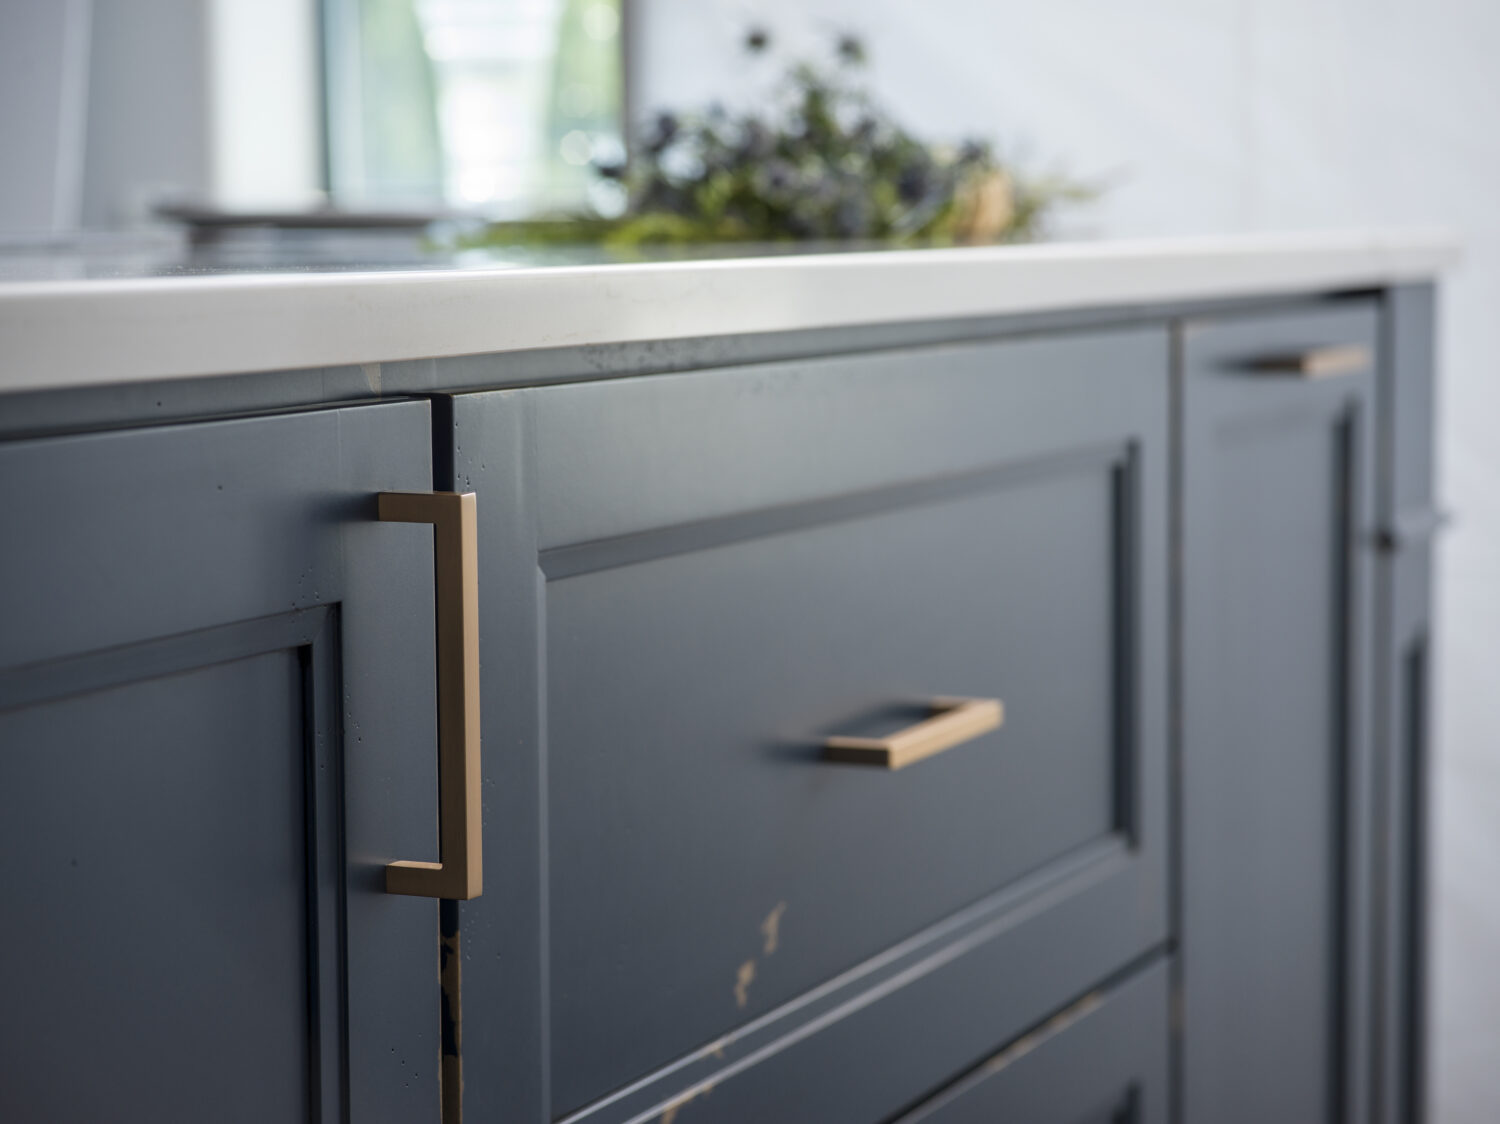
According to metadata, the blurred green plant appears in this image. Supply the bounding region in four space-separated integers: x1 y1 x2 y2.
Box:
466 27 1096 248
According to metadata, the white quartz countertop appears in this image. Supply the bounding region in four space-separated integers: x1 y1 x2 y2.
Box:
0 229 1459 395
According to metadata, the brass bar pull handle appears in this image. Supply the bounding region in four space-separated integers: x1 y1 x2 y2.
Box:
824 697 1003 770
1252 344 1371 379
379 491 482 901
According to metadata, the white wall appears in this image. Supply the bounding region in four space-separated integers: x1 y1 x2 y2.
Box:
75 0 321 226
635 3 1498 1121
80 0 214 226
0 0 91 232
207 0 322 211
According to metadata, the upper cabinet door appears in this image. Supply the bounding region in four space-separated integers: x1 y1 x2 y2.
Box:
0 403 444 1124
450 327 1170 1123
1179 303 1380 1124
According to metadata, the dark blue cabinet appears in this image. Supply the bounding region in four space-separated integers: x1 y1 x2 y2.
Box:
0 289 1436 1124
448 327 1171 1122
896 958 1170 1124
0 403 444 1123
1373 285 1441 1124
1179 304 1381 1124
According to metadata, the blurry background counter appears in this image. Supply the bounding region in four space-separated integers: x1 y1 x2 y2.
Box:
0 228 1455 395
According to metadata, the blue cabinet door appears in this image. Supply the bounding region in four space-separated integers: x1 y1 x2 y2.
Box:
1180 304 1380 1124
0 402 442 1124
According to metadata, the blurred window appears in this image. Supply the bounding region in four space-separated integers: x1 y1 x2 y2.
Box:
323 0 623 215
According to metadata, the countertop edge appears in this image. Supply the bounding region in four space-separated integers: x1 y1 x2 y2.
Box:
0 229 1460 395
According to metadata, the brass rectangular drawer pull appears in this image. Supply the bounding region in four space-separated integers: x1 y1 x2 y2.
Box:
824 697 1003 770
1252 344 1371 378
379 491 483 901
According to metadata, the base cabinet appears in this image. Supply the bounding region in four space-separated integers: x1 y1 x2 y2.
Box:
0 289 1434 1124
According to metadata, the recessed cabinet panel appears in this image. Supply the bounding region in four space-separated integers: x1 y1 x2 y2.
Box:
452 327 1170 1122
546 455 1122 1106
0 654 311 1122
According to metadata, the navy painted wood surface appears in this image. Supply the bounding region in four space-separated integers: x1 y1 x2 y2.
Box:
0 403 443 1123
1178 303 1380 1124
1373 284 1439 1124
450 326 1171 1122
895 956 1170 1124
0 285 1438 1124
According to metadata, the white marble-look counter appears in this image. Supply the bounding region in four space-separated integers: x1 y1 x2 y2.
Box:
0 229 1458 394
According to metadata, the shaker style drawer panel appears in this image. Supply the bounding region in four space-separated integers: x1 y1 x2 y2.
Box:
452 327 1169 1122
897 958 1169 1124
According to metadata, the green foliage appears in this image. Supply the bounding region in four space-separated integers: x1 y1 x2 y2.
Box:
468 28 1095 249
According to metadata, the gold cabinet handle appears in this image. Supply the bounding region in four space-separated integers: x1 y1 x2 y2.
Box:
823 697 1003 770
379 491 482 900
1252 344 1371 378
